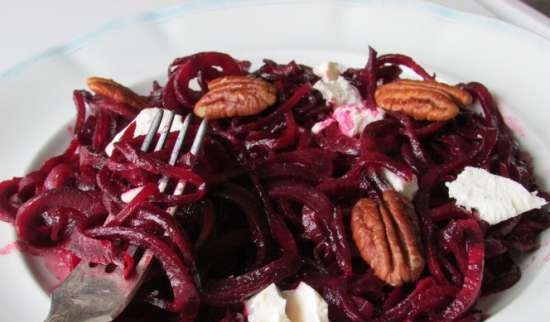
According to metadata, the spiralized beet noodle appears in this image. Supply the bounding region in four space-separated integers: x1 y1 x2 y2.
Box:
1 49 549 322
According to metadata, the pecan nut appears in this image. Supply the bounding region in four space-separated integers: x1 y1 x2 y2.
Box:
193 75 277 119
351 190 425 286
374 79 472 121
87 77 149 109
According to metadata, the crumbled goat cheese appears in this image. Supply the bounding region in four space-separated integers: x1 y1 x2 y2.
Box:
311 61 385 137
382 169 419 200
312 61 362 106
245 282 330 322
311 104 385 137
120 187 144 203
446 166 547 225
282 282 330 322
313 61 346 82
245 284 291 322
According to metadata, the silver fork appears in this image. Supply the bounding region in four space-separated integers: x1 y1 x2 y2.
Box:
44 109 208 322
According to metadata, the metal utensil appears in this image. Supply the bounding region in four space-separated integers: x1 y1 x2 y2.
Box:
44 109 207 322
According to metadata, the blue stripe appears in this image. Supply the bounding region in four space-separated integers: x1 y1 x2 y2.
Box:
0 0 547 79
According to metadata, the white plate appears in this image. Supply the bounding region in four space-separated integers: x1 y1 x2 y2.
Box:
0 0 549 321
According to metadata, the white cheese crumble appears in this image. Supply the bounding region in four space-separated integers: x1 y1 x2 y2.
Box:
311 61 385 138
245 282 330 322
382 169 418 200
312 77 362 106
310 118 336 135
245 283 291 322
105 107 184 156
313 61 346 82
446 166 547 225
120 187 144 203
311 104 385 138
312 62 362 106
282 282 330 322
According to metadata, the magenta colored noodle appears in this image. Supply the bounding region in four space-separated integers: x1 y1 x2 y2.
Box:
361 47 378 108
0 49 548 322
86 226 199 315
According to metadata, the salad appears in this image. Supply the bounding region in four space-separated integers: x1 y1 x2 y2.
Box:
0 49 548 322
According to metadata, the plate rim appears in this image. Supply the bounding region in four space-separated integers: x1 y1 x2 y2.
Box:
1 1 550 321
2 0 550 79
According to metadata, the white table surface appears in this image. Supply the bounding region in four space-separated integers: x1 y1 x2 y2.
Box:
0 0 500 73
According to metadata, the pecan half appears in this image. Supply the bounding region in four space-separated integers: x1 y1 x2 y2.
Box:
374 79 472 121
87 77 149 109
351 190 425 286
193 75 277 119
